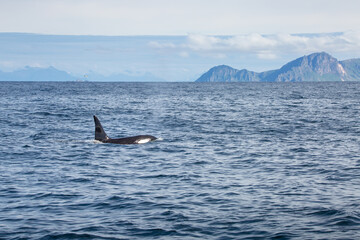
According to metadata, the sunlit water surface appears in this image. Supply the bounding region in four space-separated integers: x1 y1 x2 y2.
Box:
0 82 360 239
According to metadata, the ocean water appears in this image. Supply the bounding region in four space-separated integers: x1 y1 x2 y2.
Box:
0 81 360 239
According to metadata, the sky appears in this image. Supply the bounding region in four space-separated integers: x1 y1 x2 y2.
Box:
1 0 360 81
1 0 360 35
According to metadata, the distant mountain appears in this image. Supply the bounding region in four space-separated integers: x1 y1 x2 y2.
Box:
196 52 360 82
196 65 261 82
0 66 165 82
339 58 360 81
0 66 76 81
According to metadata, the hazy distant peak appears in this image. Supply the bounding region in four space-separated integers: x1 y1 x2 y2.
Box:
0 66 75 81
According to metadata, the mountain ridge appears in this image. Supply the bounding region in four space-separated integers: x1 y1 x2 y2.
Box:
0 66 76 81
1 52 360 82
0 66 165 82
196 52 360 82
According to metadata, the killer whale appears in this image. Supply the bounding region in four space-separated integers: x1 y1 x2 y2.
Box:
93 115 157 144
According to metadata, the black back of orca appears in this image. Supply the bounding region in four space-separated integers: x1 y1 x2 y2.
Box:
93 115 157 144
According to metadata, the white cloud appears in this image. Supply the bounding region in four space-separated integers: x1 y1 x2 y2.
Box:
178 51 189 58
150 32 360 59
148 41 177 49
1 0 360 35
256 52 278 60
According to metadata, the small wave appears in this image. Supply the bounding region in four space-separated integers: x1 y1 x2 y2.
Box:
270 232 298 239
138 174 180 179
328 215 360 227
188 160 209 165
288 91 306 99
307 208 360 227
30 132 47 140
107 195 134 202
70 177 92 183
33 111 52 116
128 227 180 237
39 232 115 240
307 208 341 217
33 111 71 118
290 147 308 153
57 139 103 144
160 210 189 221
32 192 81 200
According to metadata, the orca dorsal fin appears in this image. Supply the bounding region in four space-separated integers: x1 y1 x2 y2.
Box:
93 115 109 141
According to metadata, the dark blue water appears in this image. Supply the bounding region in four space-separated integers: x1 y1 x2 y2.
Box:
1 82 360 239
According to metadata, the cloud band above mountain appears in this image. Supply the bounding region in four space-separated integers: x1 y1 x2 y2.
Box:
150 32 360 59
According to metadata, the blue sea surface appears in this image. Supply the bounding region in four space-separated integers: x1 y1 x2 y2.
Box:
0 82 360 239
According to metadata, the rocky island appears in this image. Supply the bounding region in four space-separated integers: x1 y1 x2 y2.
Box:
196 52 360 82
